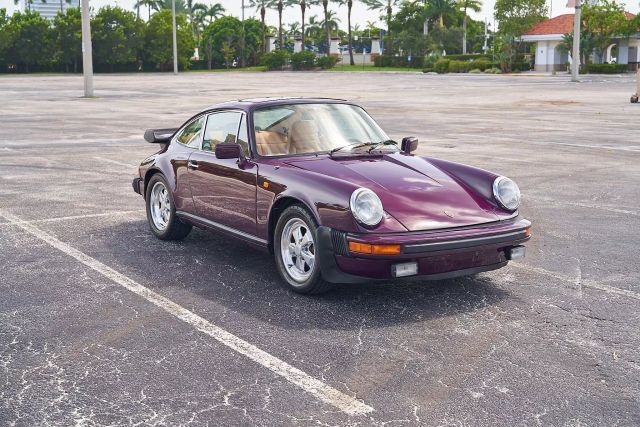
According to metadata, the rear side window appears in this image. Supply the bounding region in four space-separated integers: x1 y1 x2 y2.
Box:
202 111 243 152
174 116 205 148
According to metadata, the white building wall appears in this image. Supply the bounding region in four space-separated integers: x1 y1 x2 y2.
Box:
25 0 80 19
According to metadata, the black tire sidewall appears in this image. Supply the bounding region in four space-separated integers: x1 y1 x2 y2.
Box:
274 205 323 293
145 174 179 239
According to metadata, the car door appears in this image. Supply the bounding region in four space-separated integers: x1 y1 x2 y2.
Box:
187 111 258 237
169 114 206 214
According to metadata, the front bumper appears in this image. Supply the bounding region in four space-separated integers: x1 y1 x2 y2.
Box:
317 218 531 284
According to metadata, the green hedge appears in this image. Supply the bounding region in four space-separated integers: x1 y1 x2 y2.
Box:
260 50 289 70
374 55 425 69
586 63 628 74
443 54 491 61
290 51 316 70
316 55 340 69
511 61 531 72
433 59 492 73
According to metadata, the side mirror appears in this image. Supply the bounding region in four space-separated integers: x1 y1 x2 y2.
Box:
401 137 419 154
215 143 241 160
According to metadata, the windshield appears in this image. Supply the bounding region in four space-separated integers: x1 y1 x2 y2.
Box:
252 103 392 156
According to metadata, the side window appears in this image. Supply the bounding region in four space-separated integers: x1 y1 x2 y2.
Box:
174 116 205 148
202 111 243 152
237 115 250 157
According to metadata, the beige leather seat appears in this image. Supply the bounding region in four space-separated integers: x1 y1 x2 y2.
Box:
290 120 323 154
255 131 289 155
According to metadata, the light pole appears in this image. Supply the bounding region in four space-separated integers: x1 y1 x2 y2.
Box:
571 0 581 82
172 0 178 75
80 0 93 97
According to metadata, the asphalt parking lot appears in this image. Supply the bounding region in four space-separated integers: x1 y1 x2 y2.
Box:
1 71 639 426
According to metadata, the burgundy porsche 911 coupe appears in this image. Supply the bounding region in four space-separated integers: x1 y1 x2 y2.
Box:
133 98 531 294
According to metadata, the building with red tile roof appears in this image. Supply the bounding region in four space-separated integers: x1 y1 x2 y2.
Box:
521 13 639 72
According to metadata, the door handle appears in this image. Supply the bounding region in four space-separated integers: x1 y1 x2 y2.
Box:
188 160 199 170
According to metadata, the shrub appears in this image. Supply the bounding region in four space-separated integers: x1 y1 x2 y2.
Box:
511 61 531 72
422 68 434 73
443 54 491 61
586 63 628 74
469 68 482 74
434 59 450 74
316 55 340 69
260 50 289 70
290 51 316 70
485 67 501 74
373 55 425 69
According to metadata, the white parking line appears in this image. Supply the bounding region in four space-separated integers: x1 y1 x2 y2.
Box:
0 210 145 227
0 209 374 416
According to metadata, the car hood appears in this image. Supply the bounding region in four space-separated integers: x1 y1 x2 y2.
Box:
284 154 500 231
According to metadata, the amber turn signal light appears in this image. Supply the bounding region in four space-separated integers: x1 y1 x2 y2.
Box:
524 227 532 238
348 241 401 255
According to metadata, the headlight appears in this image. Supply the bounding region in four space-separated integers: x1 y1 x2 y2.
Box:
350 188 384 226
493 176 521 211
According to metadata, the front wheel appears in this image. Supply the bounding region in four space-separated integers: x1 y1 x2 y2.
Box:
145 174 192 241
274 205 333 294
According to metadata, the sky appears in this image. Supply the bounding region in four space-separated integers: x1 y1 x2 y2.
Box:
2 0 639 30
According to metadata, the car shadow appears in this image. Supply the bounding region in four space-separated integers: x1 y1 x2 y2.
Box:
106 222 512 331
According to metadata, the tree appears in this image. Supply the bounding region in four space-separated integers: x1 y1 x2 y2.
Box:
203 16 242 69
4 10 53 72
362 0 400 54
134 0 158 21
53 7 81 72
0 9 14 64
248 0 269 52
458 0 481 54
558 31 594 66
156 0 188 15
494 0 547 37
425 0 457 29
92 6 144 72
336 0 355 65
582 0 635 63
204 2 225 23
286 0 315 50
144 9 195 70
220 41 235 68
266 0 286 50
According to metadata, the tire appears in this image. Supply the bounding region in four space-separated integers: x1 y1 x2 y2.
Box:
274 204 333 295
145 174 192 241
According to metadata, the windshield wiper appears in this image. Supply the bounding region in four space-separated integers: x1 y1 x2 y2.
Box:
329 140 396 156
367 139 397 152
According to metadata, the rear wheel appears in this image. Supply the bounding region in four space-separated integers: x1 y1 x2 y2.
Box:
274 205 333 294
145 174 192 241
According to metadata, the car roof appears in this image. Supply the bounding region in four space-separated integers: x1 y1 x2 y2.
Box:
201 97 351 113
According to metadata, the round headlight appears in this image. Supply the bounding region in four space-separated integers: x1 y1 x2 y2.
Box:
493 176 521 211
350 188 384 226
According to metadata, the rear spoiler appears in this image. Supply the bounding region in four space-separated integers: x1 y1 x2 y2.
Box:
144 128 178 144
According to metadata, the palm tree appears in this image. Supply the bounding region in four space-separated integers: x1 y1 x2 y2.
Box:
185 0 207 34
266 0 286 50
361 0 400 54
425 0 456 28
286 0 317 51
249 0 269 53
157 0 188 14
458 0 481 54
288 22 301 35
133 0 159 20
335 0 355 64
204 2 225 23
